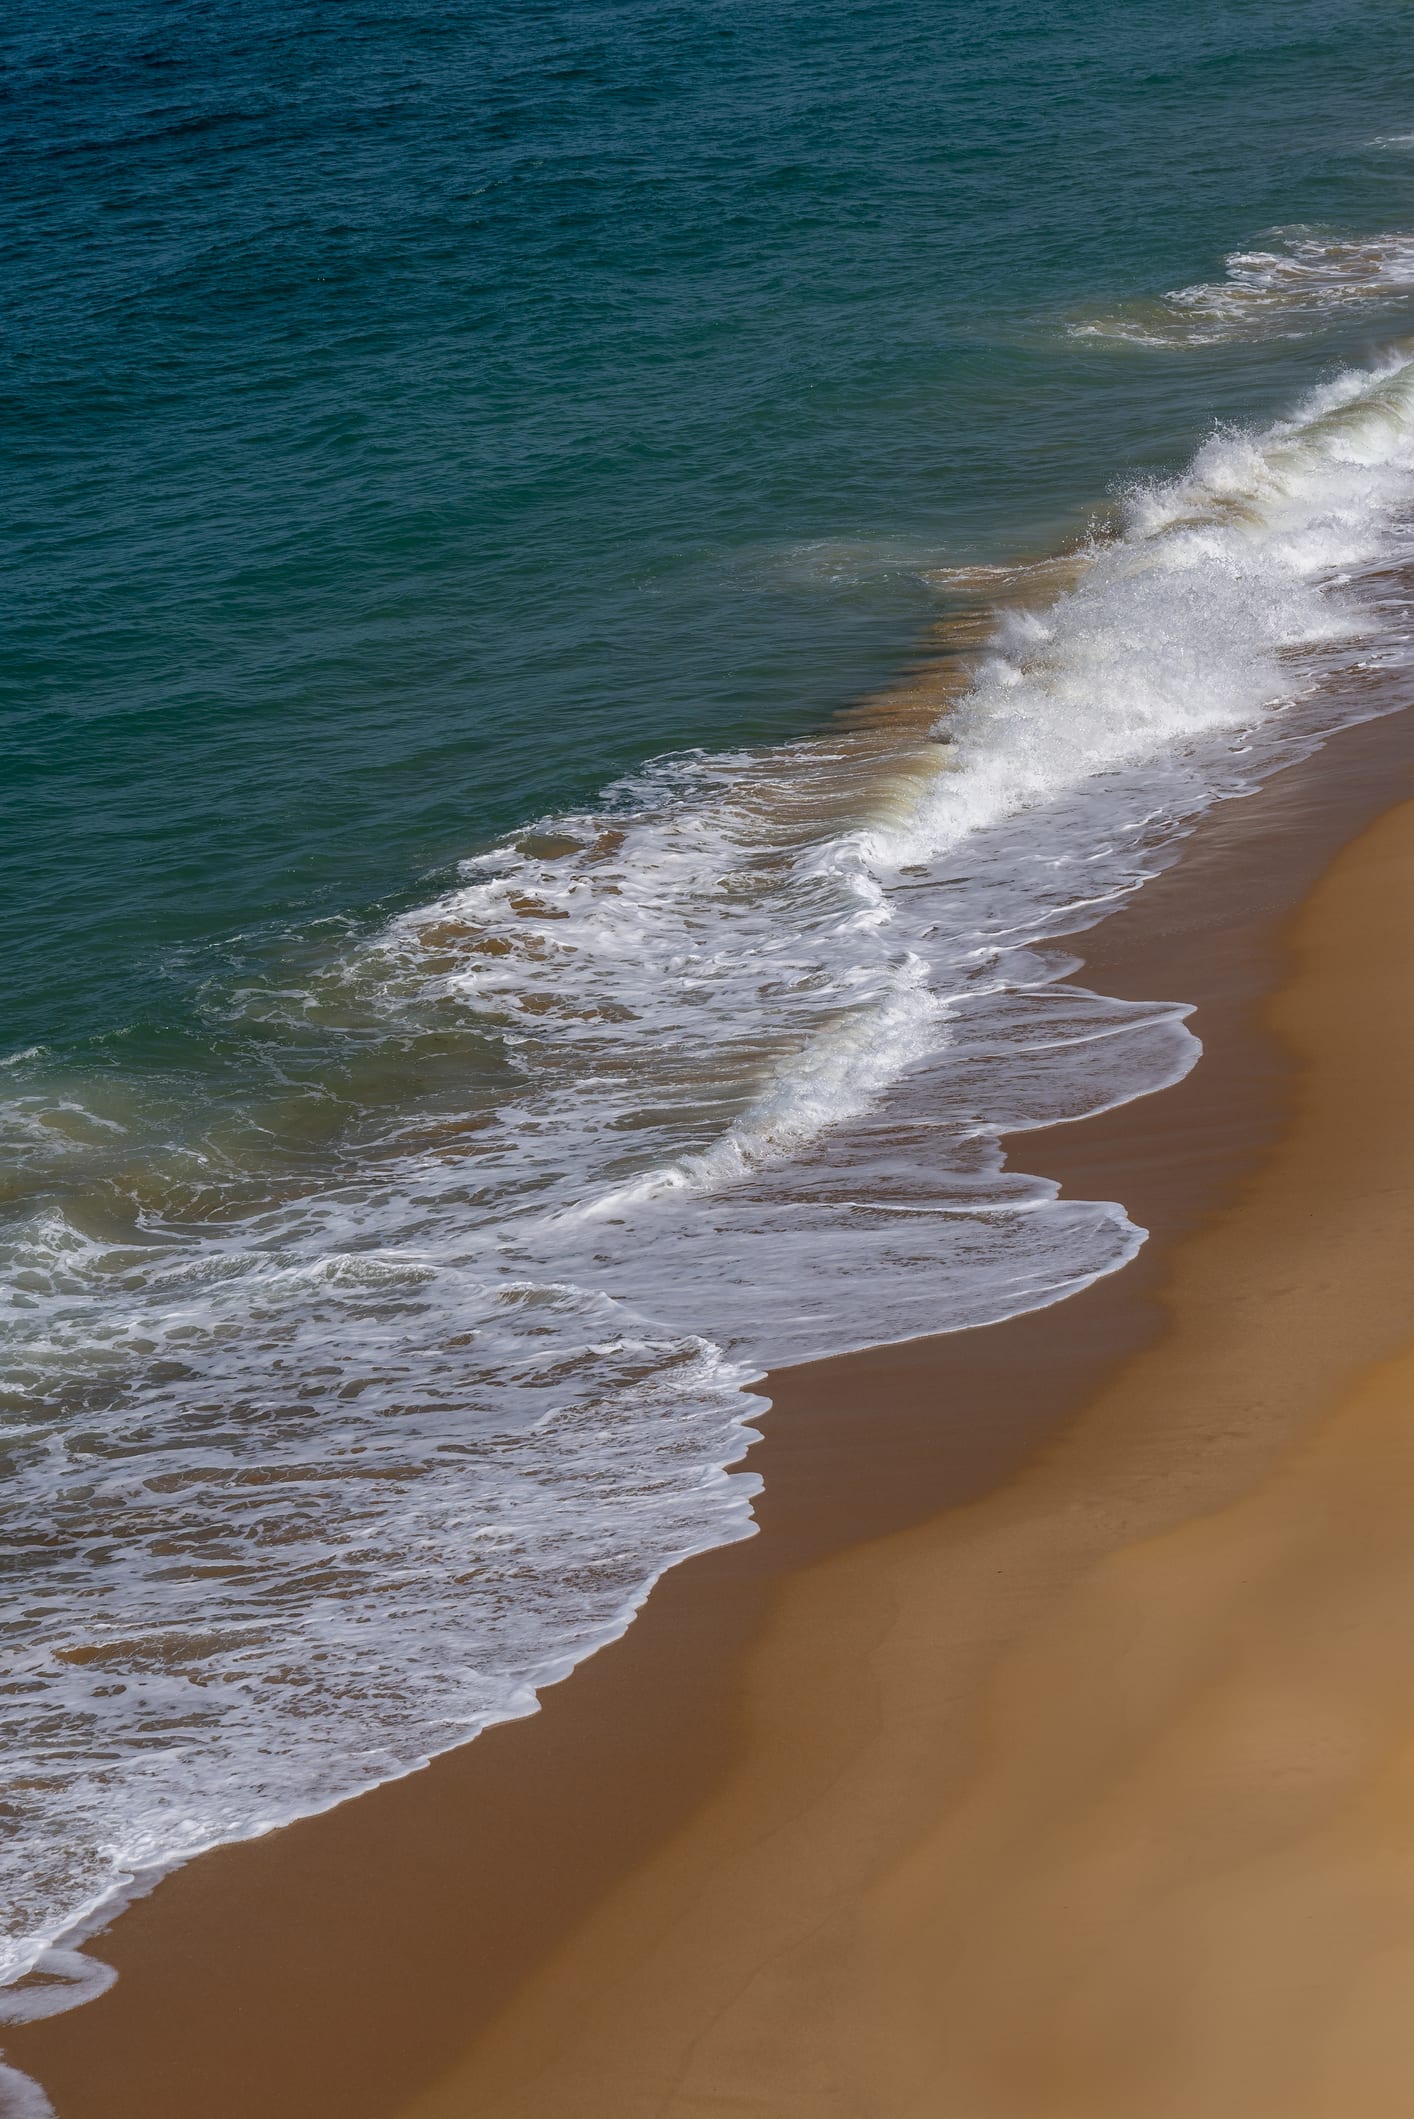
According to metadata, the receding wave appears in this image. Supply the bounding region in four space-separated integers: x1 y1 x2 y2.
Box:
1070 229 1414 345
5 350 1414 1998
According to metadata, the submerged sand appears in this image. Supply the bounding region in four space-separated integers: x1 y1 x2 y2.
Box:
12 710 1414 2115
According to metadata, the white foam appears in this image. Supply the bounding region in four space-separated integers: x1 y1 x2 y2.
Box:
0 2063 56 2119
1071 229 1414 345
4 349 1414 2005
0 1953 115 2026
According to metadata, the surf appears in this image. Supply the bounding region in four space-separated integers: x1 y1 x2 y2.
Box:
5 346 1414 1997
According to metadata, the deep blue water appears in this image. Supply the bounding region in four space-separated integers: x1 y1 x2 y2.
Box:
7 0 1414 1056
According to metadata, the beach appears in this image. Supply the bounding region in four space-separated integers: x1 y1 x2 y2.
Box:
10 682 1414 2115
15 3 1414 2107
404 793 1414 2119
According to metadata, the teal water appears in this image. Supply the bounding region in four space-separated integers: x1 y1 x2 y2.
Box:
7 0 1414 2041
8 0 1414 1052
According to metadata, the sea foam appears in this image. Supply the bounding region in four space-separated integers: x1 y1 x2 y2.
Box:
1071 230 1414 345
4 350 1414 2000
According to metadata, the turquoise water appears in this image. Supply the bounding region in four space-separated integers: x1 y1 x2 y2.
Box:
7 0 1414 2035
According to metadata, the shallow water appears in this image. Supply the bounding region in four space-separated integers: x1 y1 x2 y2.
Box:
6 0 1414 2013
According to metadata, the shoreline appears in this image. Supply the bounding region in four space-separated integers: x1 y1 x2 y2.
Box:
400 778 1414 2119
12 693 1414 2115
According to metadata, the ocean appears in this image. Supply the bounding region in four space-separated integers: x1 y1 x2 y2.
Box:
6 0 1414 2019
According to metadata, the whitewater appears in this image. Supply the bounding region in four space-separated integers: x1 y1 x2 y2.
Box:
5 343 1414 2008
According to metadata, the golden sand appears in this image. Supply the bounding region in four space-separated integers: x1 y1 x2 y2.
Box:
12 719 1414 2119
395 801 1414 2118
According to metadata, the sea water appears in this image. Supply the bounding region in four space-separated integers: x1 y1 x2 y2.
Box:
6 0 1414 2016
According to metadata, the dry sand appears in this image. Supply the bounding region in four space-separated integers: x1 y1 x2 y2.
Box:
392 796 1414 2118
12 707 1414 2117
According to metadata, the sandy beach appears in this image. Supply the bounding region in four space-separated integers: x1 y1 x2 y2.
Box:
22 2 1414 2111
13 702 1414 2116
397 795 1414 2119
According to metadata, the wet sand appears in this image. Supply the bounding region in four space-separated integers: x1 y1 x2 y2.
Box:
396 793 1414 2119
11 698 1414 2115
